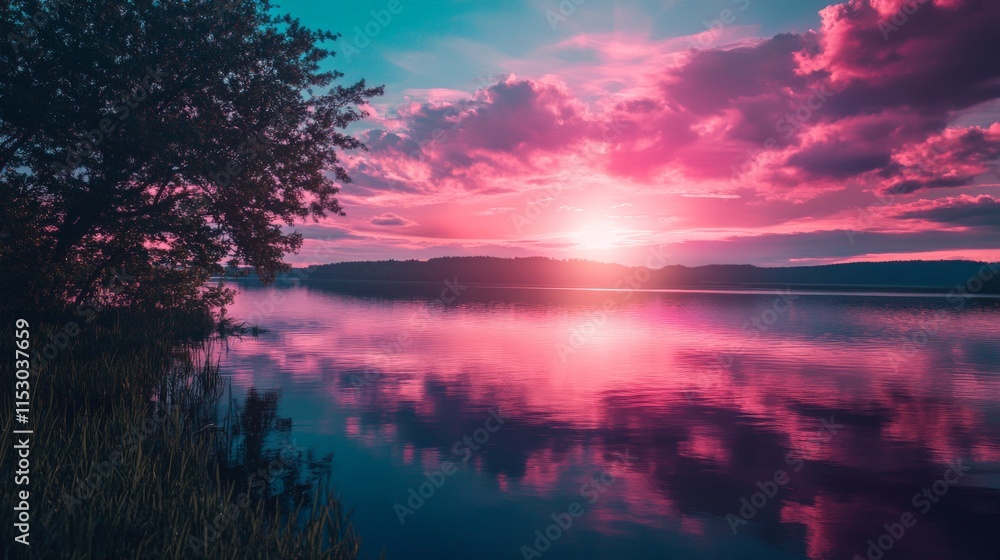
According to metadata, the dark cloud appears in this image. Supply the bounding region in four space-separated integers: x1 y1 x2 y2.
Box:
663 228 1000 266
896 196 1000 228
886 175 974 195
370 212 417 227
665 33 809 117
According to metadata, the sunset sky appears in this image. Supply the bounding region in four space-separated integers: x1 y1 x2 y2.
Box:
280 0 1000 267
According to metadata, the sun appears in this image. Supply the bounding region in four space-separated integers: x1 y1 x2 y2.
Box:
572 222 623 251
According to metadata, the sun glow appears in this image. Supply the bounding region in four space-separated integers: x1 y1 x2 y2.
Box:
572 222 624 251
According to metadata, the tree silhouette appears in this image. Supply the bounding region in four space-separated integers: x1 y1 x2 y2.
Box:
0 0 382 314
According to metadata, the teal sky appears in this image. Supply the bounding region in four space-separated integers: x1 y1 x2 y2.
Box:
277 0 834 106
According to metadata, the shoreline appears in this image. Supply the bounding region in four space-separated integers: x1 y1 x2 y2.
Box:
224 278 1000 298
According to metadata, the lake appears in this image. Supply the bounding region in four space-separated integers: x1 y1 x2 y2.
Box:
219 282 1000 560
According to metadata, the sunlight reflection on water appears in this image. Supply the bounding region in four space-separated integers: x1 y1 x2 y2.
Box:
219 284 1000 560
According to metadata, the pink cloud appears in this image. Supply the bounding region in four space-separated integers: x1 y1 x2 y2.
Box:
877 123 1000 193
892 194 1000 229
311 0 1000 266
370 212 419 227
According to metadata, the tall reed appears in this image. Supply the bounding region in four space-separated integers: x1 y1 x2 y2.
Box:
1 312 368 559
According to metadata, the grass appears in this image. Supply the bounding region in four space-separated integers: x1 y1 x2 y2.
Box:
0 311 367 560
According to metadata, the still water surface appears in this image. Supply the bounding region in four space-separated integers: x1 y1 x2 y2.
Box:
220 283 1000 560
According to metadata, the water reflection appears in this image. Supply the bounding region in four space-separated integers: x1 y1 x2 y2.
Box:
221 284 1000 560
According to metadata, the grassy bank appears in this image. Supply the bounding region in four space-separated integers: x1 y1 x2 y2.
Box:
1 312 365 559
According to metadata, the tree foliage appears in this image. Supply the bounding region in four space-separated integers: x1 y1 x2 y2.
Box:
0 0 382 314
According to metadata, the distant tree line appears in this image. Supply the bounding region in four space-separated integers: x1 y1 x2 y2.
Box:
294 257 1000 293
